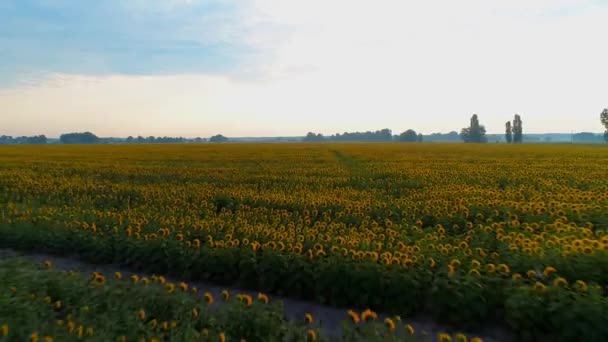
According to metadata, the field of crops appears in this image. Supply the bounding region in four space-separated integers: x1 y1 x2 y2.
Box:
1 143 608 341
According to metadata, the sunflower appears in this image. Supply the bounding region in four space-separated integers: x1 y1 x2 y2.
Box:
470 338 484 342
347 310 360 325
574 280 588 292
166 283 175 294
131 275 140 283
138 309 146 321
438 333 453 342
43 261 53 269
448 265 456 276
512 273 522 281
406 324 415 335
450 259 461 267
238 294 253 306
497 264 510 274
553 277 568 287
468 269 481 277
485 264 496 274
86 327 94 337
307 329 317 341
43 337 53 342
158 276 166 285
179 282 188 292
30 332 39 342
1 324 8 337
141 277 150 285
221 290 230 301
305 313 314 324
204 292 214 305
526 270 537 279
543 266 557 278
384 318 396 333
192 308 199 320
92 273 106 287
219 332 226 342
456 333 468 342
361 309 377 322
114 272 122 280
534 282 546 292
257 292 269 304
67 321 75 334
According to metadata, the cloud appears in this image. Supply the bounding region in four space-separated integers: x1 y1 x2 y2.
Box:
1 1 607 136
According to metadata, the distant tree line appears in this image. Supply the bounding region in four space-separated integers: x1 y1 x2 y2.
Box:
56 132 218 144
304 129 395 142
425 131 460 142
4 109 607 145
124 136 208 144
0 135 47 144
209 134 229 143
397 129 423 142
572 132 605 143
59 132 100 144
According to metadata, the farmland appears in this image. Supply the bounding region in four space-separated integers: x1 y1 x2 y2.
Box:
1 143 608 341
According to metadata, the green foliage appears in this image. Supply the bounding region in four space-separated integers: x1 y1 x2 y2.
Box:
398 130 418 142
460 114 487 143
601 108 608 142
209 134 229 143
512 114 523 143
505 284 608 342
59 132 100 144
0 258 306 341
505 121 512 144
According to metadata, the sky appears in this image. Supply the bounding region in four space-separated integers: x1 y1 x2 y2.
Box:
1 0 607 138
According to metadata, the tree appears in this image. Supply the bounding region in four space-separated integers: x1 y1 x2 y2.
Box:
601 108 608 142
59 132 99 144
513 114 523 143
505 121 513 143
398 129 418 142
303 132 328 142
460 114 487 143
209 134 228 143
417 133 423 142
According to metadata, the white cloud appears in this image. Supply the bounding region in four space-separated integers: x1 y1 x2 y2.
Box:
2 0 607 136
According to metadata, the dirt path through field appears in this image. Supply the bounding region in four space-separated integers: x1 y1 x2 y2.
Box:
0 248 513 342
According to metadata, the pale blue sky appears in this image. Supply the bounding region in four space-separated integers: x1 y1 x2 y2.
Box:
1 0 607 137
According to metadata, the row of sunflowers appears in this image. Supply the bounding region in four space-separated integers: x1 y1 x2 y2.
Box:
0 258 488 342
1 143 607 340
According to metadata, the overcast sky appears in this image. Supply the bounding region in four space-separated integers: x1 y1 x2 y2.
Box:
1 0 607 137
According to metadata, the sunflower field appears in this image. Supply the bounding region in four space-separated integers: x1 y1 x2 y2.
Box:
1 143 608 341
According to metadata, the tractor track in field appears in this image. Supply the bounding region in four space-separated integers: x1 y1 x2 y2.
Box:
0 248 515 342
